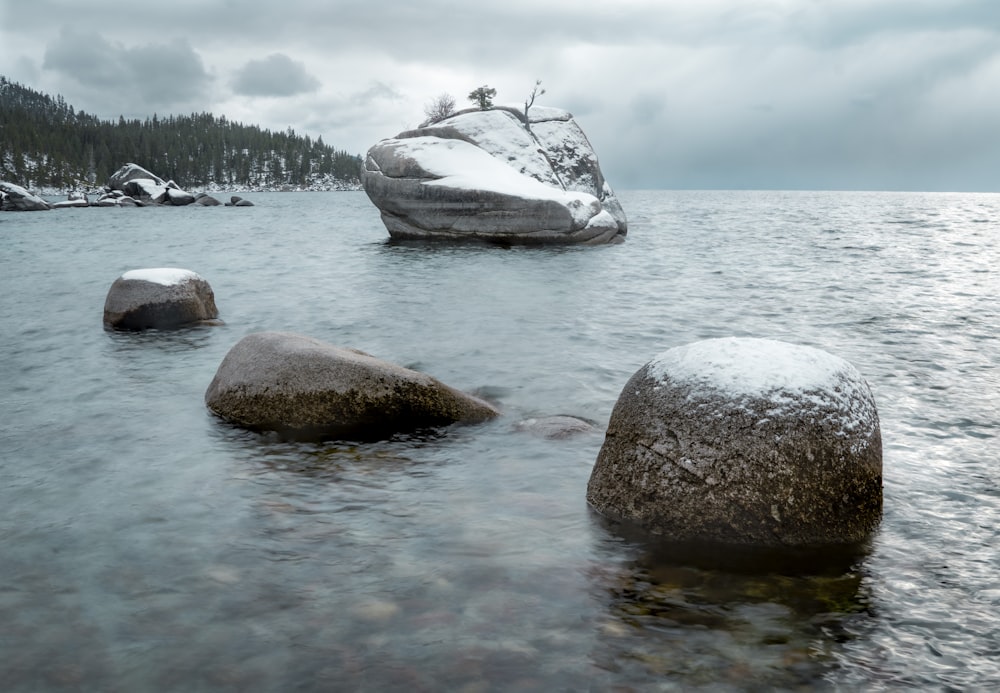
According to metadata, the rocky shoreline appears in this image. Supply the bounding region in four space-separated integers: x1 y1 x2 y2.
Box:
1 164 362 211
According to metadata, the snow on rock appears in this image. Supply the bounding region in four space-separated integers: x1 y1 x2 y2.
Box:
587 337 882 546
122 267 200 286
362 105 627 245
646 337 878 433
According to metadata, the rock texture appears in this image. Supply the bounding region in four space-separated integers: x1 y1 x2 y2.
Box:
205 331 501 441
362 106 626 245
0 181 52 211
587 338 882 546
103 268 220 330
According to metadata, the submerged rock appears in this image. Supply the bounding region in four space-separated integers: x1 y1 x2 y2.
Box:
587 338 882 546
103 268 220 330
205 331 500 441
514 415 597 439
362 105 626 245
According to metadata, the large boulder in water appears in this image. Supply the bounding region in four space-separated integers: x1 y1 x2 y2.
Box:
103 268 220 330
205 331 500 441
362 106 627 245
587 338 883 546
0 181 52 211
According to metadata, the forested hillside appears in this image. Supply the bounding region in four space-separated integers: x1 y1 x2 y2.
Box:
0 76 362 191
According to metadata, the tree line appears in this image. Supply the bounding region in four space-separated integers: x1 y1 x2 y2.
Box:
0 76 362 191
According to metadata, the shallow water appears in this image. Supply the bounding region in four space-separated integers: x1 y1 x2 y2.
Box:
1 190 998 690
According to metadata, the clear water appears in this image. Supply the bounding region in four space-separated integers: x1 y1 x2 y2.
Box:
1 190 997 690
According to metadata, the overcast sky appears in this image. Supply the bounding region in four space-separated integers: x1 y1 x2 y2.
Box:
3 0 999 191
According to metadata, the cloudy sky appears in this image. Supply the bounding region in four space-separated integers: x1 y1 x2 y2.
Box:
3 0 999 191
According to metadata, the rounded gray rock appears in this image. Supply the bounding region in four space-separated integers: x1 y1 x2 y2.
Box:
587 337 882 546
103 268 220 330
205 331 500 441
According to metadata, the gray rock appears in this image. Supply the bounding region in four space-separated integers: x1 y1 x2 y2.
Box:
205 331 500 441
194 193 222 206
103 268 220 330
166 187 196 206
0 181 52 211
362 105 626 245
587 338 882 546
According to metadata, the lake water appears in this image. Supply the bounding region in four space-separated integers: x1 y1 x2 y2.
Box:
1 190 998 690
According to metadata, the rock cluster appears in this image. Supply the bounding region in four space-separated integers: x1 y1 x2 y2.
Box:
362 106 627 245
96 163 206 207
1 163 250 210
587 338 883 546
205 331 500 441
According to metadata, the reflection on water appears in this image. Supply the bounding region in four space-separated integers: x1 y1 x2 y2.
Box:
585 516 876 688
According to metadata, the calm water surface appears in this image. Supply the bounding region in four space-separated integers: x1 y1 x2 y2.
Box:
1 190 998 690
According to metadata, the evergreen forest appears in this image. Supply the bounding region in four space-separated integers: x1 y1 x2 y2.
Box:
0 76 363 191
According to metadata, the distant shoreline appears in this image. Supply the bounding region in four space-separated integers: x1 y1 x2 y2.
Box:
34 182 363 199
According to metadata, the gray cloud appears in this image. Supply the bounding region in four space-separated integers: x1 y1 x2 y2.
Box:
231 53 320 97
6 2 1000 190
42 26 212 111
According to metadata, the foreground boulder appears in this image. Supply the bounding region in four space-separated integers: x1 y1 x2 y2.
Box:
587 337 882 546
0 181 52 211
205 331 500 441
362 106 626 245
103 268 220 330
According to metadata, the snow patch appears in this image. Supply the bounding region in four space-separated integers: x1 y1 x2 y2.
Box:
122 268 200 286
396 137 601 223
648 337 867 402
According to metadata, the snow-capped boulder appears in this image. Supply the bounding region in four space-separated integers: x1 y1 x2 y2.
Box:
103 268 220 330
587 338 883 546
205 331 500 441
52 198 89 208
0 181 52 211
123 178 169 204
165 186 196 206
362 106 627 245
52 192 89 208
107 163 166 190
